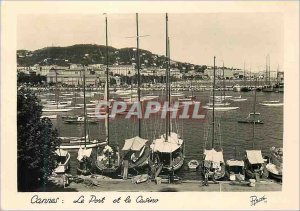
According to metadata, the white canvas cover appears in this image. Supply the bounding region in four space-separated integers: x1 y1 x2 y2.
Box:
226 159 244 167
204 149 224 163
122 136 148 151
77 147 92 161
150 132 183 153
246 150 264 164
55 149 68 157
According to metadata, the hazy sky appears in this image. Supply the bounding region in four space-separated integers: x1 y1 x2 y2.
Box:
17 13 283 71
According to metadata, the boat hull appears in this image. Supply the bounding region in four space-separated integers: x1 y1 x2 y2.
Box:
58 142 107 150
54 152 71 174
125 146 151 170
238 120 264 124
260 103 283 107
204 106 239 111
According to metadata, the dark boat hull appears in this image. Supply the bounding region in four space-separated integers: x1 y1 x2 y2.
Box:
126 146 151 170
268 171 282 181
94 160 119 175
64 120 98 124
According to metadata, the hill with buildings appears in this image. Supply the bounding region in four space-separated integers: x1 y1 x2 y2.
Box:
17 44 207 73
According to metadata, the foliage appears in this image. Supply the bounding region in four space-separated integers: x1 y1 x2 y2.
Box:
17 72 47 85
17 86 61 191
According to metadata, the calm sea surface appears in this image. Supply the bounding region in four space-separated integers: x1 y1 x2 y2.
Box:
42 89 283 180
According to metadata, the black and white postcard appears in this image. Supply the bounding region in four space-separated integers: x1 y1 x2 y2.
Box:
0 1 299 210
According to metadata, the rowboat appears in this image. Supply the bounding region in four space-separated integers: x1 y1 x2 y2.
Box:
54 149 71 174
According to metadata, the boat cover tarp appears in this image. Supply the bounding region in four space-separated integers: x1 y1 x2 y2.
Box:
122 136 148 151
226 159 244 166
150 132 183 153
246 150 264 164
204 149 224 163
77 147 93 161
55 149 68 157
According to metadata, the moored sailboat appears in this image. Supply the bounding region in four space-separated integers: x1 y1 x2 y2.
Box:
201 56 225 181
121 14 150 174
238 79 264 124
150 13 185 173
94 15 120 175
265 147 282 180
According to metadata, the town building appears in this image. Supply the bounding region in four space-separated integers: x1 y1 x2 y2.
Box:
109 65 136 76
204 68 235 79
46 68 105 86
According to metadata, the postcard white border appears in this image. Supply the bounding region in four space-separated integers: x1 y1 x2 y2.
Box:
1 1 299 210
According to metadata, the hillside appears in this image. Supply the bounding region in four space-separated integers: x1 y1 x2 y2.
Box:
17 44 206 72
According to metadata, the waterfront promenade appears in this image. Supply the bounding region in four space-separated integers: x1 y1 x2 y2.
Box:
40 177 282 192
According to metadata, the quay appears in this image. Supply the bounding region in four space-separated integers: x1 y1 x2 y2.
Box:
40 176 282 192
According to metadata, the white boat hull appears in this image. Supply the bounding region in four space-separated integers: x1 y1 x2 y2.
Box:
260 103 283 107
203 106 239 111
41 114 57 119
57 141 107 150
230 99 247 102
42 108 73 112
54 152 71 173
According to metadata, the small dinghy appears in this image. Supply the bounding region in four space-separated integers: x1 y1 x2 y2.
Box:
131 174 149 184
188 160 199 170
54 149 71 174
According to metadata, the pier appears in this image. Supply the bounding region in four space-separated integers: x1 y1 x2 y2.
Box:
40 175 281 192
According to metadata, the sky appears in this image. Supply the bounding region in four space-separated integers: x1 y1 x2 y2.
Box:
17 13 283 71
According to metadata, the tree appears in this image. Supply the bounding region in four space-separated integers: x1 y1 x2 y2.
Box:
17 86 61 191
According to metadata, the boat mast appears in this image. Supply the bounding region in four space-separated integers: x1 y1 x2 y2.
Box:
136 13 141 138
249 65 252 88
252 77 257 149
222 61 225 99
165 13 169 141
168 37 171 136
55 70 58 109
243 62 246 87
83 68 86 148
268 55 271 85
212 56 216 148
265 55 268 85
105 15 110 146
276 64 279 85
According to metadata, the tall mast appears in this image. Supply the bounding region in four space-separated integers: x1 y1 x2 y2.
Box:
136 13 141 138
252 78 257 149
222 61 225 99
212 56 216 148
165 13 169 140
265 55 268 85
55 70 58 109
249 65 252 88
277 64 279 84
268 55 271 85
83 69 86 147
168 37 171 136
243 62 246 87
105 15 110 146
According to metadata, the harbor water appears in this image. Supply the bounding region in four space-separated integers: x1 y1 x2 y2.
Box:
43 90 283 180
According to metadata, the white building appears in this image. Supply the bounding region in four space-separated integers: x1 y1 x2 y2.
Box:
46 68 105 86
204 68 235 79
109 65 135 76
